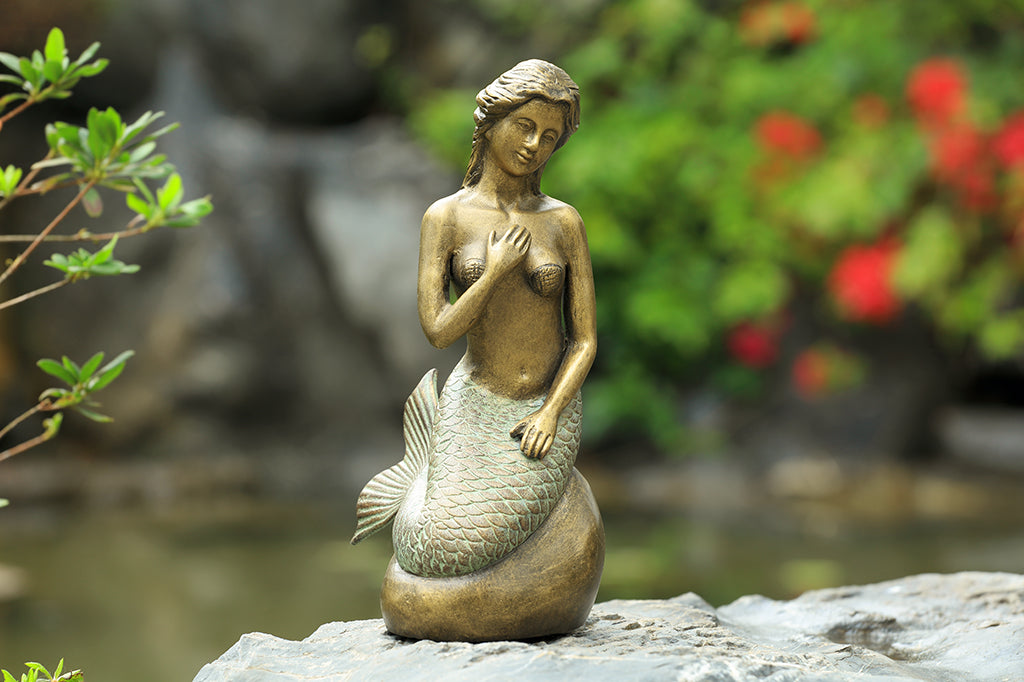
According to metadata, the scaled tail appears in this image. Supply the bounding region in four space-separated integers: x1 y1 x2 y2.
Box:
351 369 438 544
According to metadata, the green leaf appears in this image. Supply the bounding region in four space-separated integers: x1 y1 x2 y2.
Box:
83 187 103 217
128 141 156 163
133 177 156 204
73 42 101 67
125 191 153 218
74 406 113 423
121 110 159 141
26 662 50 680
37 358 77 386
158 173 183 210
42 60 63 84
0 93 27 116
0 499 8 509
43 412 64 437
79 352 105 382
92 236 118 265
88 350 134 392
62 355 82 379
73 59 108 78
86 108 112 161
181 197 213 219
18 57 39 88
0 51 21 74
39 388 70 402
45 28 67 63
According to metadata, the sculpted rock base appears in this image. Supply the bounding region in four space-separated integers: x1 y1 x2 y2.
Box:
380 469 604 642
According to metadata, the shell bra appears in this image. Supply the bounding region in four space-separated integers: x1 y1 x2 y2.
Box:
352 355 583 577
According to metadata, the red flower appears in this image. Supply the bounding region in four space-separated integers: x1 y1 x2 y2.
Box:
755 112 822 159
993 112 1024 169
906 59 966 129
792 349 829 397
852 94 890 128
780 2 816 44
827 240 901 324
727 321 780 368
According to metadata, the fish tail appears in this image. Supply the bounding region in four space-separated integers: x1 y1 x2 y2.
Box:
351 369 437 544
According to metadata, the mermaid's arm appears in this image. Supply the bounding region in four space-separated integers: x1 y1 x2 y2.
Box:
417 197 531 349
512 207 597 458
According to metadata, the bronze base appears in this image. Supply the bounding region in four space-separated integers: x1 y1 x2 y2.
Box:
380 468 604 642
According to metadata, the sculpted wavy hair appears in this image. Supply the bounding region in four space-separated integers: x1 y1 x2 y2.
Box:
462 59 581 194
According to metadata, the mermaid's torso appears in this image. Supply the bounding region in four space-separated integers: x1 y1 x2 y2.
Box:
392 356 582 577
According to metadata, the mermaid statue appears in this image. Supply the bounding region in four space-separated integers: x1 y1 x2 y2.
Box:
351 59 603 642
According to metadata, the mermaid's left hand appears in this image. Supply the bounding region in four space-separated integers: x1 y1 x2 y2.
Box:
511 408 559 459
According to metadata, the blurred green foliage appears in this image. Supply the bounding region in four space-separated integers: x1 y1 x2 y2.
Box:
410 0 1024 450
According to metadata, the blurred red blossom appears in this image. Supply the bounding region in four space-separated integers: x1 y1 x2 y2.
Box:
780 2 816 44
956 167 997 212
907 58 966 129
739 1 816 47
827 240 902 324
929 124 986 181
727 321 780 368
928 124 996 212
755 111 822 159
993 113 1024 169
792 349 829 397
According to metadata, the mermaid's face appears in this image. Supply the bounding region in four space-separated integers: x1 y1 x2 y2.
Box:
485 99 565 178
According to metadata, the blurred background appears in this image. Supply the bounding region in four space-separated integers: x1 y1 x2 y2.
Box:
1 0 1023 679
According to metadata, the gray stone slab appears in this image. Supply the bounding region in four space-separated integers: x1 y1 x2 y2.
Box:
193 572 1024 682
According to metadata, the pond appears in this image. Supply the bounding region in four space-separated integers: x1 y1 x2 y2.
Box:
1 487 1022 681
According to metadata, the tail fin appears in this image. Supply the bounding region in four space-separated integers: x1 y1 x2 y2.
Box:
351 369 438 544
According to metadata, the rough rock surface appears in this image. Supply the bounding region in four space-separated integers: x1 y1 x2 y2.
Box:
193 572 1023 682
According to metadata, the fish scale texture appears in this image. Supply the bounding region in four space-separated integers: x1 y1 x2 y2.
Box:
394 357 582 577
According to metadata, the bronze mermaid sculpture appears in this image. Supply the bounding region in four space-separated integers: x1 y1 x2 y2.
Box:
352 59 603 642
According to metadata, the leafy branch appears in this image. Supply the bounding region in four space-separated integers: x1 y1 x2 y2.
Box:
0 351 134 464
1 659 83 682
0 27 107 125
0 27 211 481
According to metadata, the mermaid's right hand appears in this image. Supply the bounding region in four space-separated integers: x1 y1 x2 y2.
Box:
486 225 531 276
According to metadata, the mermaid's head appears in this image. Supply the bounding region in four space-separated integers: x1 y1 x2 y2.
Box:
463 60 580 193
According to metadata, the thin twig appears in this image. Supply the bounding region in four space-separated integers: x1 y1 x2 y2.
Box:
0 424 58 463
0 401 46 443
0 279 68 311
0 97 35 126
0 215 148 243
0 181 94 286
